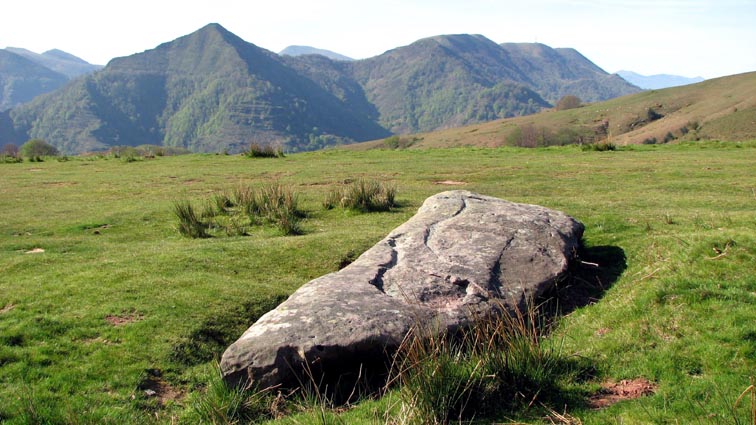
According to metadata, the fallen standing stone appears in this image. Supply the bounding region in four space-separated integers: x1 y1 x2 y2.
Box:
221 190 584 389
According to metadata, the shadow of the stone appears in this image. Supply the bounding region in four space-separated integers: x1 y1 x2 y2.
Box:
541 244 627 318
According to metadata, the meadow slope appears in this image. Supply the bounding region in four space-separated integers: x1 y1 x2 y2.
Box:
1 141 755 423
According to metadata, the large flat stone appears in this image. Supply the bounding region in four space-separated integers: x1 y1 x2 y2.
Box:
221 190 584 389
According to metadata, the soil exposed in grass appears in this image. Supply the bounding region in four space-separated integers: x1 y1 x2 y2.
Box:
137 369 185 406
105 313 144 326
589 378 658 409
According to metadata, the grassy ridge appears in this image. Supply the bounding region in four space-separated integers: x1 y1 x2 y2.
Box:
1 142 755 422
350 71 756 150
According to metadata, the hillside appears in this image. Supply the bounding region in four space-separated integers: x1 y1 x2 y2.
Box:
8 24 389 154
0 49 68 111
499 43 637 103
349 71 756 149
344 35 550 133
288 35 638 135
617 70 704 89
2 26 640 154
5 47 102 78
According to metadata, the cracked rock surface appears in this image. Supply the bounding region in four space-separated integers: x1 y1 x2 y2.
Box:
221 190 584 389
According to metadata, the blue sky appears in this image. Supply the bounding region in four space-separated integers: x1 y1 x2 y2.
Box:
2 0 755 79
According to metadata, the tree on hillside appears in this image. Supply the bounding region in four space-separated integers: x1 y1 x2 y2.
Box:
555 95 582 111
19 139 60 158
2 143 19 157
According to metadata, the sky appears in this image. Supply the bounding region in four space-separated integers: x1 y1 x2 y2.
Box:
2 0 755 79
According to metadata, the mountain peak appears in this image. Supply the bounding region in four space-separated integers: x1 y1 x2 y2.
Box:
42 49 90 64
197 22 230 35
416 33 499 50
4 46 101 78
0 49 68 111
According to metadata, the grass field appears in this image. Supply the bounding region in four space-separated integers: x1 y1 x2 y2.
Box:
1 141 755 423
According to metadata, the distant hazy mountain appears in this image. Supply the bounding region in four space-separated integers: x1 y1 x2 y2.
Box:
2 25 643 154
5 47 102 78
0 49 68 111
617 70 704 90
279 46 353 61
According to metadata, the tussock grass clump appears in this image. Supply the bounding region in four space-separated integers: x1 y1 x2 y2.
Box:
244 143 285 158
324 179 397 212
391 304 588 423
173 201 210 238
582 141 617 151
176 184 303 237
184 363 275 424
248 185 303 235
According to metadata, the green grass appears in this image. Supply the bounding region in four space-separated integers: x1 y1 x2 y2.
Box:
390 304 591 424
1 142 756 423
323 178 397 212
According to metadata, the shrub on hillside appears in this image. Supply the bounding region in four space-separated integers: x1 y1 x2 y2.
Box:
508 124 594 148
555 95 582 111
1 144 22 163
2 143 19 157
646 108 663 121
383 135 420 150
19 139 59 159
383 135 401 149
582 141 617 151
244 143 284 158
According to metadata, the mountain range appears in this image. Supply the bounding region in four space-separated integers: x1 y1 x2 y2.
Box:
1 23 640 154
5 47 102 78
617 70 704 90
0 48 101 111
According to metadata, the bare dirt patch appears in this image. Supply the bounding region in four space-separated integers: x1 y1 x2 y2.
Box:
435 180 467 185
589 378 658 409
105 313 144 326
595 327 611 336
91 224 110 235
137 369 184 406
1 304 16 314
24 248 45 254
